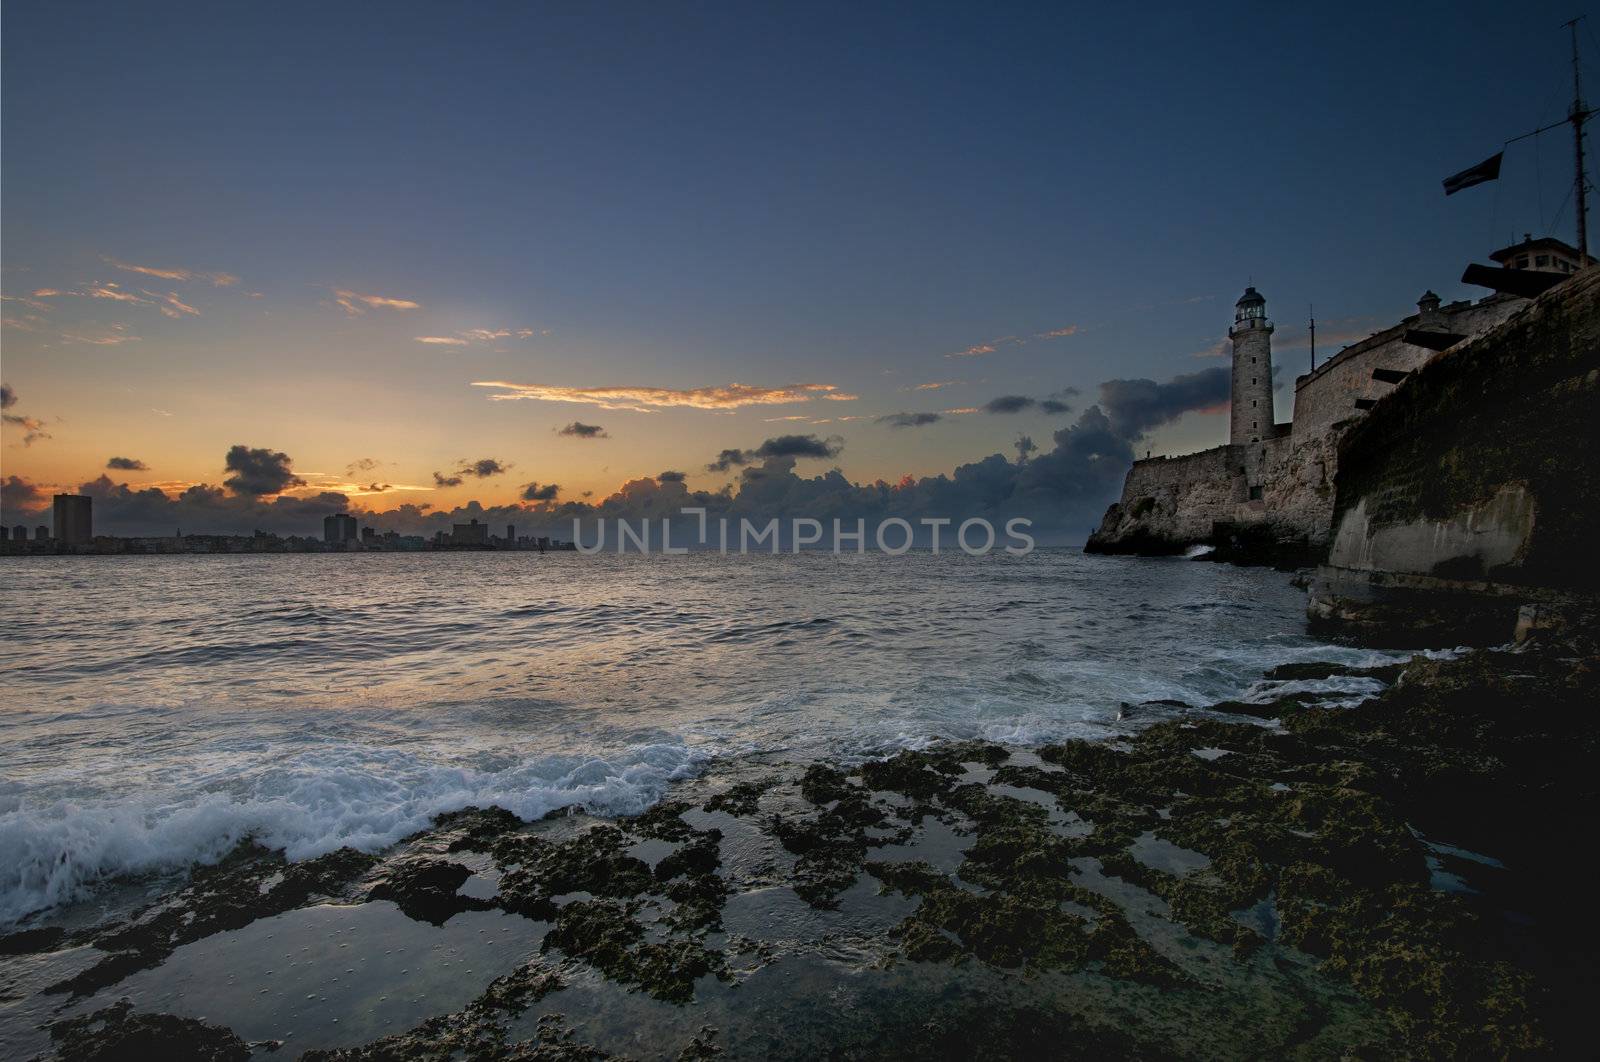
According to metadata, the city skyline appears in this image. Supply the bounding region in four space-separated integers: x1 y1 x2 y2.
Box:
4 2 1593 539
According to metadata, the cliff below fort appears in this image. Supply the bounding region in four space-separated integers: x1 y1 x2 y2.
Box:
1085 426 1335 567
1309 266 1600 644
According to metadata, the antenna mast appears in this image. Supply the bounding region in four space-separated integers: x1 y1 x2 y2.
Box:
1567 16 1591 261
1309 305 1316 371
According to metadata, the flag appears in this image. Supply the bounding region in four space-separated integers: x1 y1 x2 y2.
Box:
1442 152 1503 196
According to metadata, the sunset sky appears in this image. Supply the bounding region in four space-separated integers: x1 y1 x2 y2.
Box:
2 2 1590 536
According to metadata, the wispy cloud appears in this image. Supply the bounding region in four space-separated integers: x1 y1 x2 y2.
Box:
945 323 1079 359
2 294 53 312
28 283 202 319
334 289 421 315
147 291 200 318
471 381 856 413
104 258 238 286
878 411 943 429
2 387 52 446
87 285 147 304
62 323 141 346
913 380 961 391
416 327 538 346
948 343 997 358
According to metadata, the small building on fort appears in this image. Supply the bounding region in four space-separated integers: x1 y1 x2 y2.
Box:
1085 238 1584 563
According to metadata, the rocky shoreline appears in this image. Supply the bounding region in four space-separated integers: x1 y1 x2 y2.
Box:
3 640 1596 1060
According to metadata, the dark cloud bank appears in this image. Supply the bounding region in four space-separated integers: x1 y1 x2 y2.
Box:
0 369 1228 546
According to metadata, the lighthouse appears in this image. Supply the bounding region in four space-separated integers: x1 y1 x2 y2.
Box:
1228 287 1275 445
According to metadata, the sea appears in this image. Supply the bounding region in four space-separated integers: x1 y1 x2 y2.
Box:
0 548 1411 929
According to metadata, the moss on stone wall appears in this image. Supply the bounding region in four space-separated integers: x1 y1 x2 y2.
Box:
1331 269 1600 591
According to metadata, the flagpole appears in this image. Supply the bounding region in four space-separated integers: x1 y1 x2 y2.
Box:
1566 17 1590 262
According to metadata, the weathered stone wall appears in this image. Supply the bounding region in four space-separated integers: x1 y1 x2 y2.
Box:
1291 295 1525 439
1086 446 1238 553
1087 426 1340 560
1310 268 1600 642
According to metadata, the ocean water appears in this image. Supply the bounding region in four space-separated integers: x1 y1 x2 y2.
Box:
0 549 1405 928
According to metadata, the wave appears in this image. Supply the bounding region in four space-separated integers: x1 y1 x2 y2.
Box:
0 739 714 929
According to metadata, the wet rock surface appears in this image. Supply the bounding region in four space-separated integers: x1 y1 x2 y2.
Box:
8 644 1598 1059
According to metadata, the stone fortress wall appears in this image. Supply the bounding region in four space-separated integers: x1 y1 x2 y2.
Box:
1309 267 1600 642
1086 239 1579 562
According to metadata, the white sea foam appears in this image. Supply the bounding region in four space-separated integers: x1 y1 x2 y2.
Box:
0 740 714 928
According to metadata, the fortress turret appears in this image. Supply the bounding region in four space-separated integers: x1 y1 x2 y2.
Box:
1229 287 1275 445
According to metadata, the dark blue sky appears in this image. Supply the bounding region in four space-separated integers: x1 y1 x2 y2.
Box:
3 1 1594 508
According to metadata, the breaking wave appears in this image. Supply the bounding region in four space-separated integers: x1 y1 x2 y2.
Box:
0 740 713 928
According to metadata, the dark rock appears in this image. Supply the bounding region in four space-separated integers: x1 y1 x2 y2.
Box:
46 1000 252 1062
0 925 66 954
367 858 494 925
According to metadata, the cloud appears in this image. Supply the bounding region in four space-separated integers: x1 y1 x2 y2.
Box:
1190 335 1230 359
982 395 1036 414
107 456 150 471
2 386 52 446
1014 434 1038 463
105 258 238 286
707 433 843 471
1097 366 1230 438
334 289 421 315
346 457 381 476
415 336 468 345
1 474 46 520
2 414 51 447
222 444 305 496
149 291 200 318
433 457 509 487
557 422 609 439
946 324 1079 359
914 380 960 391
62 323 141 345
520 482 560 502
472 381 852 413
657 470 687 483
1040 399 1073 414
2 294 53 312
877 412 943 429
27 282 202 320
86 286 148 304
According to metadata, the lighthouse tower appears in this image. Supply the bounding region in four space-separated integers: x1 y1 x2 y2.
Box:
1228 287 1275 445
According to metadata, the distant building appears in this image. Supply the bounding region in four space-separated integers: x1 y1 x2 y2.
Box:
451 518 488 546
35 526 50 541
53 494 92 544
10 525 27 541
322 512 358 544
506 523 516 545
